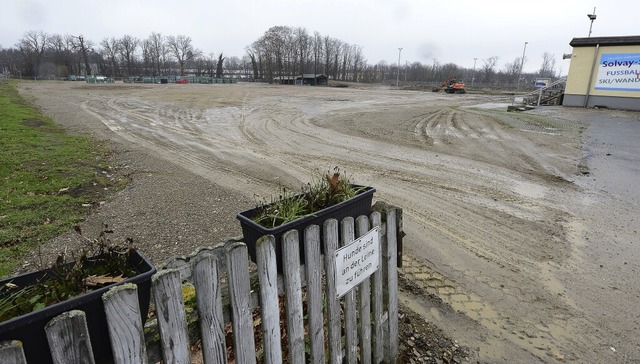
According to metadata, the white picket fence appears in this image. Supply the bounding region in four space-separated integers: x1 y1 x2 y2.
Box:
0 205 400 364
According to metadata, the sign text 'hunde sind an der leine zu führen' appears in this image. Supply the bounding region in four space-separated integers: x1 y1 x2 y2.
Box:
334 226 380 298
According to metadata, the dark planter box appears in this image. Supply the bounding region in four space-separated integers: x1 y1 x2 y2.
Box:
237 185 375 271
0 250 156 364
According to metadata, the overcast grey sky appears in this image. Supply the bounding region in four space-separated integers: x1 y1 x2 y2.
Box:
2 0 637 74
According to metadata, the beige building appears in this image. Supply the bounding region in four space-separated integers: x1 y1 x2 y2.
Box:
563 36 640 110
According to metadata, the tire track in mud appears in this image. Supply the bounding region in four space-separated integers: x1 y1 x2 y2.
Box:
85 92 345 195
81 97 283 195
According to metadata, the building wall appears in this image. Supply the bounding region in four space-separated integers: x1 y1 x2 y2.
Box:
563 43 640 110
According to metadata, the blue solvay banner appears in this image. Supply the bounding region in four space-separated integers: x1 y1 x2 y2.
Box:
595 53 640 91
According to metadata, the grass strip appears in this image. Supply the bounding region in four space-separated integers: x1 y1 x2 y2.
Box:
0 81 126 277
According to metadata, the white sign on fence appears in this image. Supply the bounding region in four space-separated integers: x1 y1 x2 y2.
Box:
334 226 380 299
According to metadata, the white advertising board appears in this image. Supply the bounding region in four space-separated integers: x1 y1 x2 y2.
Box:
334 226 380 299
595 53 640 92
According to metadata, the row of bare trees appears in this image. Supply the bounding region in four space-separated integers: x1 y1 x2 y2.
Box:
246 26 366 82
0 29 558 87
0 30 229 79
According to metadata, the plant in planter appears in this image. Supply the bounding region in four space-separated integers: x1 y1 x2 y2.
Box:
237 168 375 271
0 225 156 364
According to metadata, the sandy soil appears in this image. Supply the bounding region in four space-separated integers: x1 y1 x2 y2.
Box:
18 81 640 363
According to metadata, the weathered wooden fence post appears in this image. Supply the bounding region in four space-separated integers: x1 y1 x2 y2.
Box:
153 269 190 363
226 242 257 364
341 217 358 364
256 235 283 364
370 212 385 363
384 208 399 362
282 230 306 363
102 283 147 364
356 215 373 364
304 224 326 364
0 340 27 364
45 310 95 364
192 252 227 364
324 218 342 364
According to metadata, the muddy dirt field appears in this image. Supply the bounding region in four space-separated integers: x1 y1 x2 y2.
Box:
18 82 640 363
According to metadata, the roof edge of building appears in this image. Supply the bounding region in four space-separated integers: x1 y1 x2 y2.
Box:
570 35 640 47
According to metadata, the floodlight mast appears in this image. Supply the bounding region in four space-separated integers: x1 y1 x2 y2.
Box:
587 7 597 37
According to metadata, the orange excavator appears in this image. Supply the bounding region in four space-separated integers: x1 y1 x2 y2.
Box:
432 77 466 94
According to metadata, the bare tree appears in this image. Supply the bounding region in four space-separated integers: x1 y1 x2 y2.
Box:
225 56 241 75
100 37 120 78
16 30 49 77
481 56 499 84
0 47 21 76
351 45 365 82
70 35 93 76
294 27 310 75
48 34 75 76
203 52 215 77
118 35 139 76
245 47 259 79
503 57 522 84
339 41 351 81
312 31 323 76
252 26 289 82
323 36 338 79
539 52 556 78
167 35 200 76
146 32 167 76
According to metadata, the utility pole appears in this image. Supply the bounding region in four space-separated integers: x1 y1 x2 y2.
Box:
516 41 528 92
587 7 597 37
396 47 403 88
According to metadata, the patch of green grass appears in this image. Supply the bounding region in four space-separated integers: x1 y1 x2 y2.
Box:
0 81 126 277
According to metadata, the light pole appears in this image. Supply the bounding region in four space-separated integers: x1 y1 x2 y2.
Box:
516 41 528 92
396 48 403 88
472 57 477 87
587 7 597 37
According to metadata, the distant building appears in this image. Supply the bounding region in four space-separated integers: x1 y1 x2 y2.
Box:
274 74 328 86
563 36 640 110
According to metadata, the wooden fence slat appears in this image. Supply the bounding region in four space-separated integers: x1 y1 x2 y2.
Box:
45 310 96 364
304 225 326 364
282 230 306 363
370 212 385 363
256 236 283 364
341 217 358 364
152 269 190 364
102 283 147 364
356 216 372 364
226 242 257 364
0 340 27 364
384 209 399 362
193 253 227 364
323 218 342 364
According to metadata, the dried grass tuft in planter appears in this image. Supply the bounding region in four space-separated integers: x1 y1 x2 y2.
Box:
237 167 375 272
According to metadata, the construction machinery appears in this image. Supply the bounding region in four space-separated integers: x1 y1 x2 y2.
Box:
432 77 466 94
